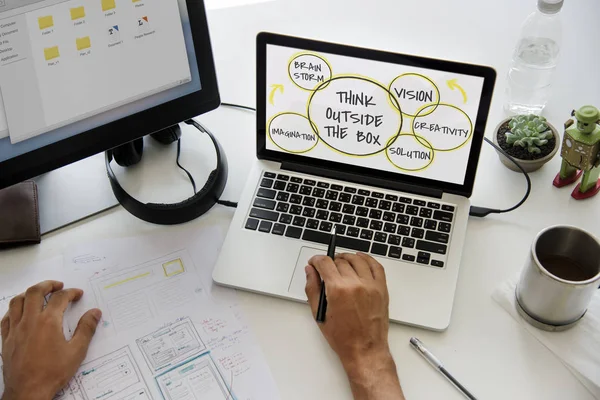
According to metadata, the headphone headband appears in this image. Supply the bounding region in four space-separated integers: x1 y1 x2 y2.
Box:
105 120 228 225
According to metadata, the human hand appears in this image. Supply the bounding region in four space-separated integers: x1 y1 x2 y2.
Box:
305 253 404 400
1 281 102 400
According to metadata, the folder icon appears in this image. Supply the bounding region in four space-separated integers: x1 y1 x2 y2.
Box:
132 0 141 2
44 46 60 61
76 36 91 51
101 0 116 11
70 6 85 20
38 15 54 30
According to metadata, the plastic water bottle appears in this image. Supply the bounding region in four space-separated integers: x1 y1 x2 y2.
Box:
505 0 563 115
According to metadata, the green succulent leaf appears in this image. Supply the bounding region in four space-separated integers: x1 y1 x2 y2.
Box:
505 114 552 153
541 131 553 139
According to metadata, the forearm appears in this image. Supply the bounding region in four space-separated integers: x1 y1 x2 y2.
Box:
344 351 405 400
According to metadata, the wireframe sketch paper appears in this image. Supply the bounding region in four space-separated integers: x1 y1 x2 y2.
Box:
70 248 208 337
59 226 280 400
62 224 237 306
0 226 279 400
59 312 252 400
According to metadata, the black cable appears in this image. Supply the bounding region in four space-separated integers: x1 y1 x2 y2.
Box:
212 102 253 208
219 101 530 217
469 137 532 217
221 102 256 112
176 138 197 195
217 200 238 208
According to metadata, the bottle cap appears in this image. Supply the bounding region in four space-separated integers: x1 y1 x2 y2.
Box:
538 0 564 14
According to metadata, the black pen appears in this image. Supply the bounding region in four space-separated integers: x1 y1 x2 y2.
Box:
316 224 337 323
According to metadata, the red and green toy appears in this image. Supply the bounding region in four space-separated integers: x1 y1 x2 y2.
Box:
553 105 600 200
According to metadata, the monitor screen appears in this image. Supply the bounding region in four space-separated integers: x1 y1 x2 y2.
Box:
0 0 218 187
264 44 486 186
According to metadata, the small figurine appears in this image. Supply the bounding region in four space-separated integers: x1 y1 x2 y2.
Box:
553 105 600 200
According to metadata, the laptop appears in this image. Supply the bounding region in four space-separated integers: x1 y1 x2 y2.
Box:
213 32 496 331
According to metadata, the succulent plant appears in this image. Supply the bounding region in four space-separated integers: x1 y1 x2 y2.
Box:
505 115 553 154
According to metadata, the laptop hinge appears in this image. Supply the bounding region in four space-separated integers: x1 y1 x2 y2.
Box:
281 162 443 199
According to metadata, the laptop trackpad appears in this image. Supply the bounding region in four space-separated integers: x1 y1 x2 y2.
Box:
288 246 326 300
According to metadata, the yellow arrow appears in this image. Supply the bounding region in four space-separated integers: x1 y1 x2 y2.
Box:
447 79 467 104
269 84 284 105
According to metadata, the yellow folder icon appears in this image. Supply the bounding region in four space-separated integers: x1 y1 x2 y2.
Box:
132 0 141 2
101 0 116 11
44 46 60 61
38 15 54 30
76 37 91 51
70 6 85 20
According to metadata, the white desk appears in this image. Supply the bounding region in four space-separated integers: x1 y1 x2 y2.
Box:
2 0 600 399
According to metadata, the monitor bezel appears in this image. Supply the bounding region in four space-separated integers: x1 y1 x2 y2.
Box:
0 0 220 189
256 32 496 198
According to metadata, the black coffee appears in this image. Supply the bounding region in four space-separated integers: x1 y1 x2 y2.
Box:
539 254 597 282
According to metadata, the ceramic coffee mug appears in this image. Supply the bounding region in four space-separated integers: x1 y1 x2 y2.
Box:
516 225 600 331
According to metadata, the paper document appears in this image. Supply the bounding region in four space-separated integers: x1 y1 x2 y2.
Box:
61 226 279 400
70 248 208 338
0 226 279 400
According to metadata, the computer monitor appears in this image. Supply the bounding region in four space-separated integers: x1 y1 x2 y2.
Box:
0 0 220 189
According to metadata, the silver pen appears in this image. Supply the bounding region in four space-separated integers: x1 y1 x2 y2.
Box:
410 337 478 400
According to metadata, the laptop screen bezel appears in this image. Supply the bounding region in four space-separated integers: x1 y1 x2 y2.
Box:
256 32 496 198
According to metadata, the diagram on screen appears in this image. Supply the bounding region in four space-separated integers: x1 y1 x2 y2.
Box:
267 49 482 182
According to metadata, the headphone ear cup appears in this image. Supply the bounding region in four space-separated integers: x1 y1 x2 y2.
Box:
151 125 182 145
112 138 144 167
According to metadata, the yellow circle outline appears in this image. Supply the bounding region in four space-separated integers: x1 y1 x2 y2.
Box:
267 112 320 154
388 73 441 118
306 74 403 158
287 53 333 92
411 103 474 152
385 133 435 172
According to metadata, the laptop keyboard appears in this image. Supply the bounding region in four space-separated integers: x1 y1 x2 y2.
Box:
244 171 456 268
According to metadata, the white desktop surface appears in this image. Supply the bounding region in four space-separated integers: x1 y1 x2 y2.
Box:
2 0 600 399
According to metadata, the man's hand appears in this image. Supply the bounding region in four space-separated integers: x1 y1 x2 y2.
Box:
1 281 102 400
305 253 405 400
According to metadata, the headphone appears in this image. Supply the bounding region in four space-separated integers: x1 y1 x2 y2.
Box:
105 119 228 225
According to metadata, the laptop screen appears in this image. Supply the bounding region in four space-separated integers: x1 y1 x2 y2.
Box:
265 44 486 186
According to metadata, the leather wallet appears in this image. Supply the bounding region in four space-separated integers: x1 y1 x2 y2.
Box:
0 181 41 247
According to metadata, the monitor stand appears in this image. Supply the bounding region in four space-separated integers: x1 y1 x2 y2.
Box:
34 153 119 235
